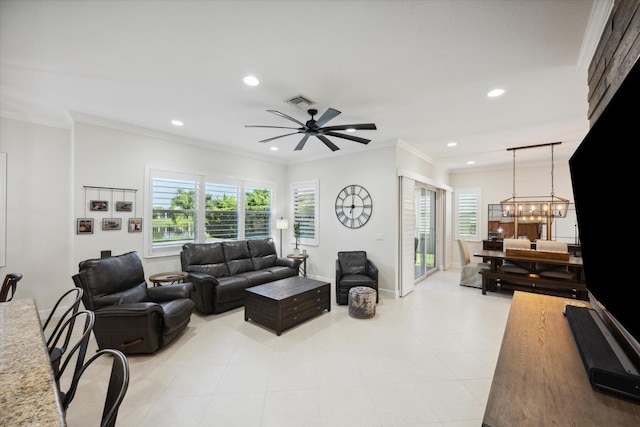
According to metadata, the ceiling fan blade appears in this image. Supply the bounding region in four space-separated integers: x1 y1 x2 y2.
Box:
320 123 377 131
317 135 340 152
267 110 306 127
258 132 300 143
314 108 341 127
323 131 371 145
294 134 311 151
245 125 300 130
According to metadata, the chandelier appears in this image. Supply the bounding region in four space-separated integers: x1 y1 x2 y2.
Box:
500 142 569 239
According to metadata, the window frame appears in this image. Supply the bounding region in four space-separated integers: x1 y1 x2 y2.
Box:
455 187 481 241
145 167 274 258
290 180 319 247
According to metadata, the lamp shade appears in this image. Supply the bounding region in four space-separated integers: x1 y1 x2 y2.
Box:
276 219 289 230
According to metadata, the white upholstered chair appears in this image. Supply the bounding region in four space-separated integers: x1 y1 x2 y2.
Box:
500 238 532 274
457 239 490 288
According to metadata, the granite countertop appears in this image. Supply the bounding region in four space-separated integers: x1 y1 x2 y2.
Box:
0 298 66 426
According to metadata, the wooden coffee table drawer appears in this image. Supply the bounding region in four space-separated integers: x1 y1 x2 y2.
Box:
245 277 330 335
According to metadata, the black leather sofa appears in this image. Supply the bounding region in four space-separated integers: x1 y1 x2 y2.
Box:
180 238 301 314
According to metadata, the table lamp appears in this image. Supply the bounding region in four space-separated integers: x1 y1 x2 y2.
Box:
276 217 289 256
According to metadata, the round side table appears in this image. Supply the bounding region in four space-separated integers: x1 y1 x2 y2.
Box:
148 271 188 287
286 254 309 277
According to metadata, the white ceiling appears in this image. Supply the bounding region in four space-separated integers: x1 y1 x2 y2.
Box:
0 0 611 171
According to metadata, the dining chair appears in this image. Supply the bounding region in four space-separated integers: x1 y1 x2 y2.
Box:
42 287 84 377
457 239 490 288
500 238 532 274
49 310 95 407
0 272 23 302
63 348 130 427
535 239 575 280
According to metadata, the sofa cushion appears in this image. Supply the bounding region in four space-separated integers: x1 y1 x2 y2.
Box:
237 270 275 286
338 251 367 275
186 263 229 278
222 241 254 275
77 251 148 310
181 242 230 277
98 283 148 307
182 242 225 265
248 239 278 270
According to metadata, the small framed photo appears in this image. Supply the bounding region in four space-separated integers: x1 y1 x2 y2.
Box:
128 218 142 232
90 200 108 211
116 201 133 212
102 218 122 230
77 218 94 234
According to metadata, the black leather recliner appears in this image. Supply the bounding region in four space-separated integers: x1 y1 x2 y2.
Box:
335 251 379 305
72 251 195 354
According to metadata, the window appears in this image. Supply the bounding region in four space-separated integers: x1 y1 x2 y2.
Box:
146 168 273 257
291 180 319 246
456 188 480 240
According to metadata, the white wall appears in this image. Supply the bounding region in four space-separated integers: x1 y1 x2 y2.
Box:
286 146 398 298
72 119 288 275
0 117 73 310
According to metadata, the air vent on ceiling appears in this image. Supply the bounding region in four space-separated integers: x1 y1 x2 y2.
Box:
285 95 314 109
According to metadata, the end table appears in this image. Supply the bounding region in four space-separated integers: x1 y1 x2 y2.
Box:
148 271 188 287
287 253 309 277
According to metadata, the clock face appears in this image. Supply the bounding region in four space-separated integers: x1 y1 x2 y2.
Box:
335 184 372 229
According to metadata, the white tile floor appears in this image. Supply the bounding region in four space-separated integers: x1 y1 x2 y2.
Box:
64 268 513 427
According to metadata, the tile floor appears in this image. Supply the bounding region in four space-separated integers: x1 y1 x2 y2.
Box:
64 268 513 427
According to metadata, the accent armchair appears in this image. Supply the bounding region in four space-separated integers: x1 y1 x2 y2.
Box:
72 251 195 354
335 251 378 305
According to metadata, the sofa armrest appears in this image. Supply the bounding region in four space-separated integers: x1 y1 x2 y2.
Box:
367 260 378 282
93 302 165 317
335 259 343 283
275 257 301 269
147 282 194 302
184 272 221 314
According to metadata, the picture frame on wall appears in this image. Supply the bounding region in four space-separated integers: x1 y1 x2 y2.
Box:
116 201 133 212
90 200 108 211
128 218 142 232
102 218 121 230
77 218 94 234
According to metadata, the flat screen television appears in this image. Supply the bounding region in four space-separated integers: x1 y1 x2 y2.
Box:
569 57 640 398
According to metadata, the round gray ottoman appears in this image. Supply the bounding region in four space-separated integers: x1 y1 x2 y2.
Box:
348 286 377 319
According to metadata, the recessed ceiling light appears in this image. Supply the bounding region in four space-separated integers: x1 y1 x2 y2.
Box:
447 141 457 147
487 88 505 97
467 160 475 165
243 75 259 86
270 146 278 151
346 128 356 132
171 119 184 126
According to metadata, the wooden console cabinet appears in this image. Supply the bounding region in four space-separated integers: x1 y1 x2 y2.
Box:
483 292 640 426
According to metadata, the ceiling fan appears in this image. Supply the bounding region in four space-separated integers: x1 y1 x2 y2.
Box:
245 108 377 151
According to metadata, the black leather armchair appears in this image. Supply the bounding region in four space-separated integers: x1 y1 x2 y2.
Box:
72 251 195 354
335 251 378 305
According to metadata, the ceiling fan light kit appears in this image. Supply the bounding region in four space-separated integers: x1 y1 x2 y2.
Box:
246 107 377 151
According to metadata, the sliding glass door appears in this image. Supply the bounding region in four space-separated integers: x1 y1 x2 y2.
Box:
414 185 437 281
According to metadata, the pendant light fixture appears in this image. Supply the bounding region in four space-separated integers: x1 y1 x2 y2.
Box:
499 142 569 240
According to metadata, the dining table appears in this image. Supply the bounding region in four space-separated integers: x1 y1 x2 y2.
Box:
0 298 66 426
473 249 586 299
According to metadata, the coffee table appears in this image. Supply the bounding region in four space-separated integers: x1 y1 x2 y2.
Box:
244 276 330 335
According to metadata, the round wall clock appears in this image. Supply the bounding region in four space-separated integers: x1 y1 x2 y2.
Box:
335 184 372 229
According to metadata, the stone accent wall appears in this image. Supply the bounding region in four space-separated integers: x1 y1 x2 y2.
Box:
588 0 640 125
